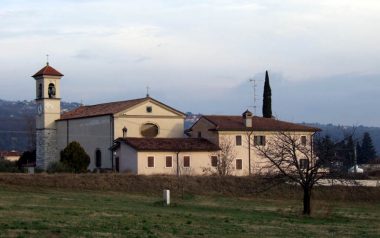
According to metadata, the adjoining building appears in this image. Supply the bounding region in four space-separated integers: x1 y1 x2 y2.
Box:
33 64 319 175
0 151 22 162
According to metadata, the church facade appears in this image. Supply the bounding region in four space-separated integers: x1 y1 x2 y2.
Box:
33 64 319 175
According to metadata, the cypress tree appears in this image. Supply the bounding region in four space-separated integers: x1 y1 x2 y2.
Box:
359 132 377 164
262 70 272 118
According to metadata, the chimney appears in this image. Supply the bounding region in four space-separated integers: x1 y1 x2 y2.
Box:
122 126 128 138
242 110 253 127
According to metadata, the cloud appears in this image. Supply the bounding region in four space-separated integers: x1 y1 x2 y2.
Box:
0 0 380 126
134 56 151 63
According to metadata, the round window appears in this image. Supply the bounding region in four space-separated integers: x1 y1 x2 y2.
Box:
141 123 159 138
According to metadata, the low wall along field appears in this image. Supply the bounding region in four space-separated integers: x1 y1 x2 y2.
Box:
0 173 379 202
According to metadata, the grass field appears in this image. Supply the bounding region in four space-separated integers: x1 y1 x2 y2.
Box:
0 185 379 237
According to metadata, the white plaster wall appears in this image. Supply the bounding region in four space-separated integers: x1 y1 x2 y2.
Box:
136 151 219 175
114 100 185 138
121 101 182 117
62 115 113 171
56 120 67 153
190 117 316 176
117 145 138 173
218 131 315 175
114 117 184 138
189 118 219 144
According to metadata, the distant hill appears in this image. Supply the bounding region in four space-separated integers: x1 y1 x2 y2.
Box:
0 99 81 151
303 123 380 155
0 101 379 156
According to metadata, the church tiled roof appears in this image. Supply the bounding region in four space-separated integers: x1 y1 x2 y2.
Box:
60 97 147 120
115 137 220 152
60 97 186 120
198 115 320 132
32 64 64 77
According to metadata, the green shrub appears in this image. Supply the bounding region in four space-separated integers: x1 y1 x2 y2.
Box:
17 150 36 169
0 159 20 172
60 141 90 173
47 161 73 173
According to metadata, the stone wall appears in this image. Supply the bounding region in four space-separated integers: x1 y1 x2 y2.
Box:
36 129 58 169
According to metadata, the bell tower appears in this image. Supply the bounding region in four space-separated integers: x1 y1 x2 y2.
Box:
32 63 63 169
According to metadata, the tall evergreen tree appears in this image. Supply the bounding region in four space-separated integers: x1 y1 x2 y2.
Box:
262 70 272 118
358 132 377 164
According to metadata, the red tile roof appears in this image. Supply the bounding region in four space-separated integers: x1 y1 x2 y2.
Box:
116 137 220 152
200 115 320 132
0 151 22 157
60 97 186 120
32 64 63 77
60 97 147 120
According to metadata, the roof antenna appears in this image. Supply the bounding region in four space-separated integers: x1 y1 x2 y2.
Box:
249 78 258 115
46 54 49 66
146 86 150 97
249 75 264 115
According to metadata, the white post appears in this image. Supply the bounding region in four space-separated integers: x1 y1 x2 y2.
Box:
28 167 35 174
163 189 170 206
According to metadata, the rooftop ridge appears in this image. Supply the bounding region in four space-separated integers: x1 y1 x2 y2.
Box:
79 97 147 108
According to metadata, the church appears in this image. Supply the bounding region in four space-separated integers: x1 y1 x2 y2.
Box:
34 63 319 175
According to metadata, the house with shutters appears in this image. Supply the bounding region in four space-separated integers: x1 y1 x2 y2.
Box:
187 111 320 175
33 63 319 175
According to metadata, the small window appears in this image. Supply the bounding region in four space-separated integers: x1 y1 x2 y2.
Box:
211 156 218 167
236 135 242 146
146 106 152 113
38 83 42 99
166 156 173 168
147 156 154 168
300 159 309 169
301 136 307 146
197 131 202 138
254 136 266 146
95 149 102 168
236 159 242 170
183 156 190 167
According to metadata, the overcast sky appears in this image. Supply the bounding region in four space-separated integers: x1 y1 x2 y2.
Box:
1 0 379 126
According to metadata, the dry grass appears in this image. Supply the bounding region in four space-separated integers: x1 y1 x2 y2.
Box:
0 173 379 203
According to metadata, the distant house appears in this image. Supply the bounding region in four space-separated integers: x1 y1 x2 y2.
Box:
361 157 380 173
0 150 21 162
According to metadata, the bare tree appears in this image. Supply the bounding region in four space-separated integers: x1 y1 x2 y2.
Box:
202 137 236 176
173 153 193 199
254 131 329 215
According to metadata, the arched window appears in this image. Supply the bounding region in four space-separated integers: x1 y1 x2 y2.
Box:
38 84 42 99
141 123 159 138
48 83 56 98
95 149 102 168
